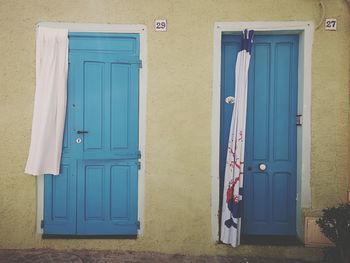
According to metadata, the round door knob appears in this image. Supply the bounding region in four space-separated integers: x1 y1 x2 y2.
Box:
259 163 267 171
225 96 235 104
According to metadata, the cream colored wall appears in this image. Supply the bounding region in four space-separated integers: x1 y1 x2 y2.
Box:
0 0 348 258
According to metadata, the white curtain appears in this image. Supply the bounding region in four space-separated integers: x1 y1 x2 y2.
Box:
220 29 254 247
25 27 68 176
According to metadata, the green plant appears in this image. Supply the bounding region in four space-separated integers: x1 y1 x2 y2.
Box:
316 203 350 263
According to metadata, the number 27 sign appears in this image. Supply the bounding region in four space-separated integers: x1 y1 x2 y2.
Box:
155 19 167 32
325 19 337 31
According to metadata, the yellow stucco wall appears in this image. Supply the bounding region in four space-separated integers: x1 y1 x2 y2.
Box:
0 0 349 259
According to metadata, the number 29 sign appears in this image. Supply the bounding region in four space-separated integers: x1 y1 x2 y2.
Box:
154 19 167 32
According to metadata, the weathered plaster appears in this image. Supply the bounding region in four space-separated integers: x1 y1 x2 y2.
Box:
0 0 348 259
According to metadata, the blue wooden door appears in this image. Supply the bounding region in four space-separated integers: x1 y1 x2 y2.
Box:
220 34 298 235
44 33 140 235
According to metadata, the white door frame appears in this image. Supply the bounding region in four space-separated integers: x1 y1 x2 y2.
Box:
36 22 148 235
211 21 314 241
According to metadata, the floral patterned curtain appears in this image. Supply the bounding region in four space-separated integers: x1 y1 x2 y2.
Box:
220 29 254 247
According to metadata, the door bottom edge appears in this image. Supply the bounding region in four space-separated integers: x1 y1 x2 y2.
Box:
42 234 138 239
240 234 303 246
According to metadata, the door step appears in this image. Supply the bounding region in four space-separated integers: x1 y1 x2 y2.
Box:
241 235 303 246
42 234 137 239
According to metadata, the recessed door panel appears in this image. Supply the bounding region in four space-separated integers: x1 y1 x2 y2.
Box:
274 43 293 161
111 165 130 219
52 165 70 219
111 64 130 150
62 63 72 152
84 62 104 151
84 166 105 220
252 172 269 223
44 159 77 234
272 172 289 223
252 43 270 161
77 161 138 235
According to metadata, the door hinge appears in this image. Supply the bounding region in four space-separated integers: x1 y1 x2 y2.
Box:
137 220 141 229
137 150 141 159
40 220 44 229
296 114 303 126
139 60 142 68
138 161 141 170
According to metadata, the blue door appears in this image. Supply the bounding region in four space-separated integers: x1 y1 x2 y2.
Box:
44 33 140 235
220 34 298 235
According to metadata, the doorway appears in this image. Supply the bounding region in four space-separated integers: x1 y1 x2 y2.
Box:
43 33 141 236
220 34 299 236
212 21 313 243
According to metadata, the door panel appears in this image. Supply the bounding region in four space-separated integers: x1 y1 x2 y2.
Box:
44 158 77 234
77 161 138 235
44 33 140 236
251 43 270 161
68 34 139 56
220 34 298 236
110 62 140 155
72 52 140 160
84 165 105 220
272 172 289 222
252 172 269 222
83 62 104 151
111 63 130 149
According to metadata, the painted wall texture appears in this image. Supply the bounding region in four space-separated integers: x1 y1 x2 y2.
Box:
0 0 349 259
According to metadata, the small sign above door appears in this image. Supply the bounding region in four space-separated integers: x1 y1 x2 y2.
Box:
154 19 167 32
325 19 337 31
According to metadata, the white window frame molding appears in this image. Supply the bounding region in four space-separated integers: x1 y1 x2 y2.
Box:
211 21 314 242
36 22 148 235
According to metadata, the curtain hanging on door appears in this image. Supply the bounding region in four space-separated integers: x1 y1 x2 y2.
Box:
25 26 68 176
220 29 254 247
